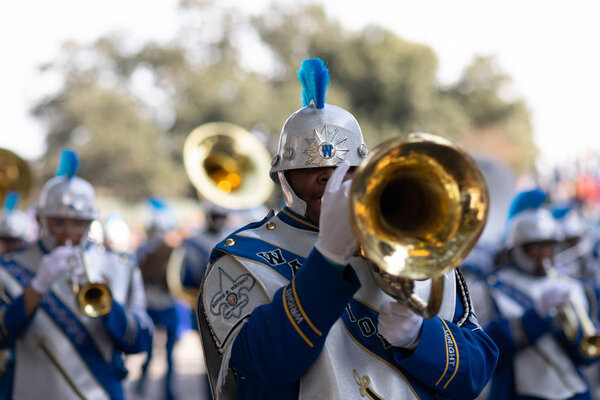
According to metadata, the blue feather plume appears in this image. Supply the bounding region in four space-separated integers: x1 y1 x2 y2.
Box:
507 189 546 221
147 196 170 211
551 204 573 220
55 149 79 179
3 191 19 212
297 58 330 109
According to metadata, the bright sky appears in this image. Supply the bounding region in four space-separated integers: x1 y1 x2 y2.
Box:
2 0 599 167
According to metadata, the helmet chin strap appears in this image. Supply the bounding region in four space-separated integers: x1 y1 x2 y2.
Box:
39 219 58 252
278 171 307 217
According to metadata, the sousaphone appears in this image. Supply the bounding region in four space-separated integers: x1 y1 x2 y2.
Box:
0 148 32 207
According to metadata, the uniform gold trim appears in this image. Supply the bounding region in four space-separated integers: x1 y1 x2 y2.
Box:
435 317 450 386
292 279 322 336
281 208 319 230
282 287 314 348
37 338 86 400
353 369 385 399
340 322 421 399
440 318 460 389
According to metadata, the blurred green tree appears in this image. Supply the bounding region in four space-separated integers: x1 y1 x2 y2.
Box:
31 2 535 200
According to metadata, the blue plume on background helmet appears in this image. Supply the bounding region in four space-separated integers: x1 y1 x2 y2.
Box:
147 196 170 211
551 204 573 220
507 189 546 221
297 58 330 109
55 149 79 179
3 191 19 212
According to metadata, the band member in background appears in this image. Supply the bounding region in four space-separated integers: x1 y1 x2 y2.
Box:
0 191 34 254
196 58 498 400
0 149 153 399
180 203 229 306
103 212 134 255
472 189 600 400
135 197 180 400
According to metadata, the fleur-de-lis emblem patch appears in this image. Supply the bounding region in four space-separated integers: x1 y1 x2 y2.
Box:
210 268 255 319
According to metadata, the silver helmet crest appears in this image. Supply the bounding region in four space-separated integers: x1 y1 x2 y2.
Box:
270 59 369 216
36 149 98 221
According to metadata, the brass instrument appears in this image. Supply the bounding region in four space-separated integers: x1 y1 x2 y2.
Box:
67 240 113 318
543 260 600 357
0 148 33 206
166 245 197 306
183 122 274 210
173 122 274 306
349 132 489 318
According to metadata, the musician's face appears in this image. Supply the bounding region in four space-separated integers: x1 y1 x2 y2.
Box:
44 217 91 246
285 166 354 225
522 240 556 275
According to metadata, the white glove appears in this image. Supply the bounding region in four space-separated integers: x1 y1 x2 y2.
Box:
314 161 358 266
535 280 572 317
31 246 79 294
377 301 424 349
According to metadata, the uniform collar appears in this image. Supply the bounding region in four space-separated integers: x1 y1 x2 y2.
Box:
276 207 319 232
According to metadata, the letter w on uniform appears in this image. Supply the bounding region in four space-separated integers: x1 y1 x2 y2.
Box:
257 249 287 266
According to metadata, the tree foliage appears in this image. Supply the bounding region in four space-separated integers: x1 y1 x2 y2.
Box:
31 2 536 200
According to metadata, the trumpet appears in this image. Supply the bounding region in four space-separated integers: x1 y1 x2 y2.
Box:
543 259 600 358
349 133 489 318
67 240 113 318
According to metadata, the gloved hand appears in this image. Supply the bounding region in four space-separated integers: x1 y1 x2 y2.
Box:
535 280 572 317
315 161 358 266
31 246 80 294
377 301 424 349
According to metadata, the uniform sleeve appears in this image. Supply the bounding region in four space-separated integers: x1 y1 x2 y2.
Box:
102 266 153 353
230 249 360 387
394 291 499 399
181 240 210 288
0 294 31 348
485 306 553 368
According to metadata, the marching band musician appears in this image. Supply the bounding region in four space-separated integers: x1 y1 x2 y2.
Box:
0 149 153 399
180 203 229 305
553 205 600 284
135 197 181 400
196 58 498 400
472 189 600 400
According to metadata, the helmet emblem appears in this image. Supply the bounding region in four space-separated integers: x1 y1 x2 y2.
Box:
304 125 349 166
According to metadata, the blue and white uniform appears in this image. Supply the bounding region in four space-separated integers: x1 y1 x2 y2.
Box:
475 263 597 400
198 207 498 400
0 241 153 400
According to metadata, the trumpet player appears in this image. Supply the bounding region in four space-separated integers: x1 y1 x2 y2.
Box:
472 189 600 400
196 58 498 400
0 149 153 399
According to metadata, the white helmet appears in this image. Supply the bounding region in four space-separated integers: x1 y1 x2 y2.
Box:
0 192 32 243
145 197 176 236
104 212 132 253
560 211 588 240
36 149 98 221
269 59 369 216
506 208 559 249
36 149 98 251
